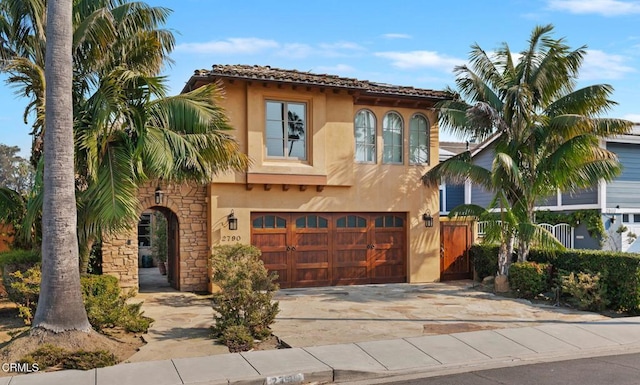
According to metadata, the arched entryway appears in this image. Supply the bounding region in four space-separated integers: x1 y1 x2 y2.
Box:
137 207 180 291
102 182 209 292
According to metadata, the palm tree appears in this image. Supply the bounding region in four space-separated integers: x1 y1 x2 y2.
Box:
74 74 249 272
0 0 174 167
32 0 91 332
424 25 631 266
2 0 249 272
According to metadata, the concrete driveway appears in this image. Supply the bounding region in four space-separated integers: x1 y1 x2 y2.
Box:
129 268 607 362
272 281 607 347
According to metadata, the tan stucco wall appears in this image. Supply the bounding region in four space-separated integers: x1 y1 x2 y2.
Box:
210 80 442 283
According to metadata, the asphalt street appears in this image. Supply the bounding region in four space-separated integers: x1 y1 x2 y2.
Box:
382 353 640 385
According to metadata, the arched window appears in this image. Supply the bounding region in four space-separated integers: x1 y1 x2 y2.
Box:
383 112 403 164
374 215 404 228
354 110 376 163
409 114 429 164
296 215 329 228
336 215 367 228
252 215 287 229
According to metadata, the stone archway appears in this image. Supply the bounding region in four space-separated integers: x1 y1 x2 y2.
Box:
101 182 210 292
137 207 180 291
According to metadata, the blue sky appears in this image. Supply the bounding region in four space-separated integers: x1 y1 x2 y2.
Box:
2 0 640 157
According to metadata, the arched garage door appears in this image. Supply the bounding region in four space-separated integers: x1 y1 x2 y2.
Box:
251 212 406 288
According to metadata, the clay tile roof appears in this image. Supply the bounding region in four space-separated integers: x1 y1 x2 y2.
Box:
189 64 451 100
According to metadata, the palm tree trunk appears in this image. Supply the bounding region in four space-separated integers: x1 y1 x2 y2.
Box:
32 0 91 332
518 238 530 262
79 238 95 275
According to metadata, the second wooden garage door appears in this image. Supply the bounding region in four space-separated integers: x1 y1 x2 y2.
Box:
251 212 406 288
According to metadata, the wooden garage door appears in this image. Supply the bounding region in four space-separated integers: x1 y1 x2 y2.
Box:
252 212 406 288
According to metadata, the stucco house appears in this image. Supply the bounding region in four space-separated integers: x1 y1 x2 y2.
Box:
445 125 640 252
101 65 451 291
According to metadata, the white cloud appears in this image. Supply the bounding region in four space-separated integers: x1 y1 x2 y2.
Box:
580 49 635 80
318 42 365 51
547 0 640 16
278 43 314 59
622 114 640 123
176 37 279 54
176 38 365 59
375 50 465 72
382 33 412 39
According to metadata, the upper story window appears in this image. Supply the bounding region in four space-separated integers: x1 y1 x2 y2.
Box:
266 101 306 160
383 112 403 164
409 114 429 164
354 109 376 163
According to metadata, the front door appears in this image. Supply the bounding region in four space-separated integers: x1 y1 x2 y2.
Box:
440 221 472 281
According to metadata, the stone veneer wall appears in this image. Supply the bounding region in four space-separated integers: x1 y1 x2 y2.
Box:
102 183 210 291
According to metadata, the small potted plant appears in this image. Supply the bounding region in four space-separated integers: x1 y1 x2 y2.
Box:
152 212 168 275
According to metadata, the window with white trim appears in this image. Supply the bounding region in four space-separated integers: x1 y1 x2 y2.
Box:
266 101 306 160
354 109 376 163
383 111 403 164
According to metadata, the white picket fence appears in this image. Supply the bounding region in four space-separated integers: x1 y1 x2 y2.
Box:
476 221 574 249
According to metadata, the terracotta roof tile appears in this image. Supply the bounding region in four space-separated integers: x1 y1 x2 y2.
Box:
189 64 451 100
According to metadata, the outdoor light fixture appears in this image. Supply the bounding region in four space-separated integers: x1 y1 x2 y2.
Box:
227 210 238 231
154 185 163 205
422 211 434 228
607 205 620 224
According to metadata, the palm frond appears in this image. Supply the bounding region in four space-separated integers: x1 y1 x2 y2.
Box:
422 150 492 188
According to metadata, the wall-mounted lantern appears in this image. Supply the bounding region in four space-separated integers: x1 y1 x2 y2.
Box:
227 210 238 231
154 185 164 205
606 204 620 224
422 211 434 228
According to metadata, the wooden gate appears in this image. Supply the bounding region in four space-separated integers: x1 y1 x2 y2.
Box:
440 221 472 281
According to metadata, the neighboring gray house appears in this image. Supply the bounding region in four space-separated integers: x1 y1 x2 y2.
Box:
438 141 476 214
440 125 640 251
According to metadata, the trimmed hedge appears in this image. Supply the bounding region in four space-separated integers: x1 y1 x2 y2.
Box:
0 249 41 267
470 244 640 313
469 244 500 280
509 262 551 299
528 249 640 313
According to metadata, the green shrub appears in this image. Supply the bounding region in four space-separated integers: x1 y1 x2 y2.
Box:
0 249 41 268
220 325 254 352
529 249 640 313
509 262 550 299
19 344 66 369
19 345 116 370
0 249 39 295
81 275 152 332
8 265 40 324
62 350 117 370
561 271 610 312
469 244 499 280
210 244 279 343
5 267 152 331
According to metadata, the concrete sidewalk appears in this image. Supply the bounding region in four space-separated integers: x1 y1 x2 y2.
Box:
4 316 640 385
